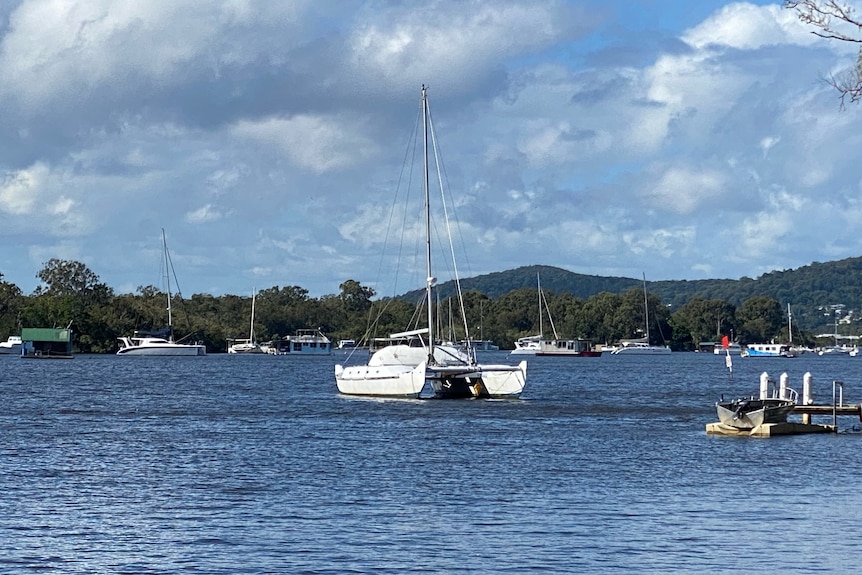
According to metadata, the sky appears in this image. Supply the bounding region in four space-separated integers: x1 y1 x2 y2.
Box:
1 0 862 299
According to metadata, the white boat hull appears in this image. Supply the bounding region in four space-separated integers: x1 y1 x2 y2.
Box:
611 344 671 355
430 361 527 398
335 361 427 397
117 336 206 356
117 344 206 356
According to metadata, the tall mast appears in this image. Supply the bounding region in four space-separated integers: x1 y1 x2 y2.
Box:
162 228 173 338
642 272 649 344
422 85 435 362
537 273 543 336
250 289 256 343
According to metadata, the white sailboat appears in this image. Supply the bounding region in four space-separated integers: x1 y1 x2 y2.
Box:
335 85 527 398
611 274 671 355
228 290 263 354
117 229 206 356
512 273 601 357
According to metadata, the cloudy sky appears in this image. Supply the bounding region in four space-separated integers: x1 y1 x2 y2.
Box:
1 0 861 298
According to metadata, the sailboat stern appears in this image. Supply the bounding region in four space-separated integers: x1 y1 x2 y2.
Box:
429 361 527 399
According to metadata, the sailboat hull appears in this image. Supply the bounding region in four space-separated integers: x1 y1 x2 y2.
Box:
335 361 427 398
117 341 206 356
429 361 527 399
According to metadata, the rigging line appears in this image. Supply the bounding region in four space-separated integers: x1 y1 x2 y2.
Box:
540 285 560 340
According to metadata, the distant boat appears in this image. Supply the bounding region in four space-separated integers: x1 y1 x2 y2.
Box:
116 230 206 356
335 85 527 398
713 336 744 355
741 343 794 358
512 274 600 357
461 339 499 352
267 329 332 355
0 335 22 355
228 291 263 354
337 339 357 349
611 274 671 355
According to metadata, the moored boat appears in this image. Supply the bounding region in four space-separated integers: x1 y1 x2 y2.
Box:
335 86 526 399
610 274 671 355
268 328 332 355
715 372 799 429
0 335 22 355
116 230 206 357
228 290 263 354
741 343 794 358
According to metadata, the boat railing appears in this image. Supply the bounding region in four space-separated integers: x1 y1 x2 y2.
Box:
767 386 798 403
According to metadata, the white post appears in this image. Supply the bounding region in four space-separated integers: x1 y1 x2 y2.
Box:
803 372 813 405
802 372 813 424
760 372 770 399
779 372 789 400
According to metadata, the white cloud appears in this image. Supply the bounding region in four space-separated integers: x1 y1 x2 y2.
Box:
682 3 814 50
232 114 378 174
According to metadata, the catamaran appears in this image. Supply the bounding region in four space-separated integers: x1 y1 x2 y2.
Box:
335 86 527 398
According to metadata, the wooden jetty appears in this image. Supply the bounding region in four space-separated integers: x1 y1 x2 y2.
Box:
793 403 862 422
708 373 861 436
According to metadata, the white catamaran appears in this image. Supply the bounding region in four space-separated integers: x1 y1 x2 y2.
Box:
335 86 527 398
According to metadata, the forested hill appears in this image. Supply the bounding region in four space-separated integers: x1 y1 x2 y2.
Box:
410 257 862 328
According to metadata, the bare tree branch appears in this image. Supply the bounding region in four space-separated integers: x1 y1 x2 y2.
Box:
784 0 862 106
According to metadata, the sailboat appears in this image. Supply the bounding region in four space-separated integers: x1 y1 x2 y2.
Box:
116 229 207 356
611 273 671 355
335 85 527 398
228 290 263 354
511 274 600 356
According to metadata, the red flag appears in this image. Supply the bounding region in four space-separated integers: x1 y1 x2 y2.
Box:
721 335 730 349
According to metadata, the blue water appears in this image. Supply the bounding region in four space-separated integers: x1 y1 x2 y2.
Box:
2 352 861 574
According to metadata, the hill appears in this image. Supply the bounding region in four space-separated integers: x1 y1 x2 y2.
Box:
403 257 862 332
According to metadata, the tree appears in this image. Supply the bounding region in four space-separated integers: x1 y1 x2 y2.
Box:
737 296 785 343
785 0 862 106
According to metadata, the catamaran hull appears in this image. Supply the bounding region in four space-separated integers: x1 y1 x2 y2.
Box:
335 361 427 397
429 361 527 399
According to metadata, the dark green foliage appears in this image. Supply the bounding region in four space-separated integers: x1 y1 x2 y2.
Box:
4 256 862 352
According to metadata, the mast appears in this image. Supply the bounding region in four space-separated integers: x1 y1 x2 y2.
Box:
642 272 649 344
250 290 256 343
787 303 792 345
537 273 543 337
422 85 435 363
162 228 173 341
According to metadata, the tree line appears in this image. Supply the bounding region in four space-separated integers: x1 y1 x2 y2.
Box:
0 259 822 354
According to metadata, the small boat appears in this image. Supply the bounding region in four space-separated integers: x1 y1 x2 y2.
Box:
228 291 263 354
117 230 206 356
610 338 671 355
610 274 671 355
460 339 499 352
335 86 526 399
715 372 799 429
0 335 22 355
713 342 744 355
715 396 798 429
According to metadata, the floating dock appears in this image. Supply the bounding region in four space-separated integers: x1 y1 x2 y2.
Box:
706 421 835 437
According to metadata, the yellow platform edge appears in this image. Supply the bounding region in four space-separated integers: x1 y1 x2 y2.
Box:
706 421 836 437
